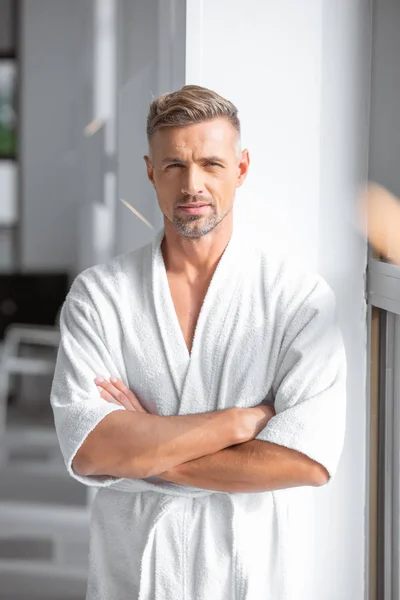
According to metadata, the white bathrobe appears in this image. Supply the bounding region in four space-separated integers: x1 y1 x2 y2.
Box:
51 226 346 600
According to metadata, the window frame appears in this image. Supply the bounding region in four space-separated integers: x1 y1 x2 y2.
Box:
368 258 400 600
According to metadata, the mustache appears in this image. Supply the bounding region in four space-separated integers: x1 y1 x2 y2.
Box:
175 195 214 206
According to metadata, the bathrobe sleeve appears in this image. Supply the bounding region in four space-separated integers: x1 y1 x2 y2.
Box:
51 276 125 487
256 276 347 479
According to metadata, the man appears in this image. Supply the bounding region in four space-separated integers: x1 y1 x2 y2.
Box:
51 85 346 599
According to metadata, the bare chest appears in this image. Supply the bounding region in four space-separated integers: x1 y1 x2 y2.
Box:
166 275 211 354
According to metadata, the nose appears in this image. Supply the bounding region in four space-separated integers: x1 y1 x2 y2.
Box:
181 165 205 197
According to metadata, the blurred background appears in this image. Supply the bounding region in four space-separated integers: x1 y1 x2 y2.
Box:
0 0 399 599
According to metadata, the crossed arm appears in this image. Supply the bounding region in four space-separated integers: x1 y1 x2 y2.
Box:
73 377 329 493
158 439 328 493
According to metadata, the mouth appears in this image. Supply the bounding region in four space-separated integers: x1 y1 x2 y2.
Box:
177 204 211 215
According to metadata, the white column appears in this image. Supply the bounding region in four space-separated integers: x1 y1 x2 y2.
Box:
185 1 370 598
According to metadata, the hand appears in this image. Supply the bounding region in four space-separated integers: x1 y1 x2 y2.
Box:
94 376 147 413
235 404 276 443
358 182 400 265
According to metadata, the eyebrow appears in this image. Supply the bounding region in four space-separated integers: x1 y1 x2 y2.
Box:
161 157 185 165
161 156 227 165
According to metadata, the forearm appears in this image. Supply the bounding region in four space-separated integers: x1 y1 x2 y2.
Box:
158 440 329 492
73 408 243 479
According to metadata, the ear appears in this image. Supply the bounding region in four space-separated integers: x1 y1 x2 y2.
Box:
144 155 155 187
236 149 250 188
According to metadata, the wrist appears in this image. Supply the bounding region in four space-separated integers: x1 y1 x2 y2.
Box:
226 407 250 445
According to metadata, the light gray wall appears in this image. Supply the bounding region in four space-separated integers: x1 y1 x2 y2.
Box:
115 0 186 255
115 0 159 255
20 0 93 272
20 0 186 271
0 0 13 52
368 0 400 194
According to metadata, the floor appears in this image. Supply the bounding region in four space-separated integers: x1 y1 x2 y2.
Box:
0 383 89 600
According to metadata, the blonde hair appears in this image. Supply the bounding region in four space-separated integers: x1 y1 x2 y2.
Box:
146 85 241 142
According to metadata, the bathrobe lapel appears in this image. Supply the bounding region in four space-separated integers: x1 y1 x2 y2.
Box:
151 227 251 416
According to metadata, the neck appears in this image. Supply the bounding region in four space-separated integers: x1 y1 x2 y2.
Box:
161 213 233 280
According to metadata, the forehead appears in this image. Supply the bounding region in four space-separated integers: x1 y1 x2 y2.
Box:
150 118 238 159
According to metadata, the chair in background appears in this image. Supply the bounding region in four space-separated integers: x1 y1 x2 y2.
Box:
0 277 93 598
0 322 61 445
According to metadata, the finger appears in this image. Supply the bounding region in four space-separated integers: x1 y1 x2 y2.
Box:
97 386 124 407
109 377 147 413
94 377 133 411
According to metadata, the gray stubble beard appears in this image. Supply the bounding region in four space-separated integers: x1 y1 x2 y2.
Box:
172 206 220 239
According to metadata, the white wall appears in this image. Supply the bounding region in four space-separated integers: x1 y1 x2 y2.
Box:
186 1 370 598
20 0 93 272
316 2 371 597
192 1 324 267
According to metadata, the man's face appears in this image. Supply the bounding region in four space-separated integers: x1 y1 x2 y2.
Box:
145 118 249 238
